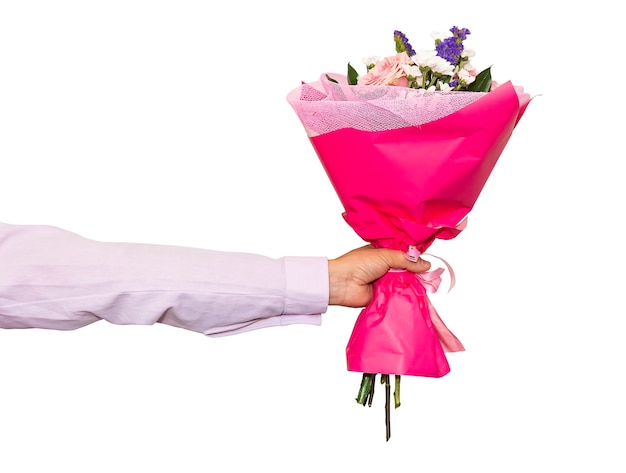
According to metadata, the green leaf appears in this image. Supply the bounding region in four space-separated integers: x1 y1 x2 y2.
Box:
325 74 338 84
347 63 359 85
467 66 492 92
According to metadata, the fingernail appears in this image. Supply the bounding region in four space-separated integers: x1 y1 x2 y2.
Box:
405 245 420 262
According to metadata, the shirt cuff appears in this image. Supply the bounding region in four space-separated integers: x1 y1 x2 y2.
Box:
204 256 329 337
281 256 329 316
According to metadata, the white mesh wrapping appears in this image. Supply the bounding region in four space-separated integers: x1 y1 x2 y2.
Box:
287 73 487 136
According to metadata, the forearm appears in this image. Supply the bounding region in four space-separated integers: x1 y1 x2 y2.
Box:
0 222 329 336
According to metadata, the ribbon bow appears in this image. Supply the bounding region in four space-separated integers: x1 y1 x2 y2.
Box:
406 245 456 294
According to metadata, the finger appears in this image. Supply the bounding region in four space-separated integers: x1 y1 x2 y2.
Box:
412 257 431 272
385 249 430 272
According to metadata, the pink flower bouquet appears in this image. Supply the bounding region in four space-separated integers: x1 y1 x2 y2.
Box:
287 27 531 440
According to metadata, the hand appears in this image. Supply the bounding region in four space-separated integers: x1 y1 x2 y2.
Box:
328 245 431 308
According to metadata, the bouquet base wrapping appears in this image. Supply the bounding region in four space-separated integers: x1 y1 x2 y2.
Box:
346 270 465 377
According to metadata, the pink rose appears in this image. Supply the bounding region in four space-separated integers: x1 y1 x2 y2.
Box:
357 53 412 87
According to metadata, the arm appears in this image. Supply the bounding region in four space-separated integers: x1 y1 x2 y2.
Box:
0 222 329 336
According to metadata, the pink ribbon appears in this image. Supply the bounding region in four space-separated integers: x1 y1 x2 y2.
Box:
407 246 456 294
419 252 464 353
417 267 444 293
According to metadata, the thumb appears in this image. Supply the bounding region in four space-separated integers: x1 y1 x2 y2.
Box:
383 249 431 273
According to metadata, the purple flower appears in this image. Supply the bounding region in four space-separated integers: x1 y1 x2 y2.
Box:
450 26 471 40
435 26 472 65
435 37 464 64
393 30 416 56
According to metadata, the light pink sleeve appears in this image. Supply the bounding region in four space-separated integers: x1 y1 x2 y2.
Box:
0 222 329 336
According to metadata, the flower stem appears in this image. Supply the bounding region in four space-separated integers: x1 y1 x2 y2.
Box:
367 373 376 407
382 374 391 441
356 373 376 406
394 375 401 408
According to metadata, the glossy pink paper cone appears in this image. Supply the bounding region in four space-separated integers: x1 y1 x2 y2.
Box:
288 77 530 377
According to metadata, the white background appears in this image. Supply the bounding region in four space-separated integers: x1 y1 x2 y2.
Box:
1 1 623 472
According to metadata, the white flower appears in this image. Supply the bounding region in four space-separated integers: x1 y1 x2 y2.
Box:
430 56 455 76
430 31 448 42
412 50 455 76
457 67 475 85
412 49 437 64
462 61 477 73
463 48 476 58
362 56 379 68
402 64 422 79
438 82 453 92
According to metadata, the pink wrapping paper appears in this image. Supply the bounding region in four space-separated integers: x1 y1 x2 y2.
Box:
288 75 531 377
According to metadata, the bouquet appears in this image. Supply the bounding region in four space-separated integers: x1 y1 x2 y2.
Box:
287 27 531 440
